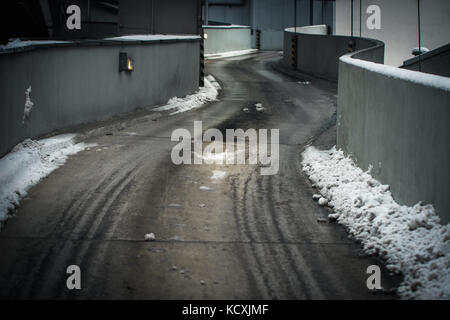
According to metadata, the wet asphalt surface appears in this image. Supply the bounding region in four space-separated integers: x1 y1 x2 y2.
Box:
0 51 399 299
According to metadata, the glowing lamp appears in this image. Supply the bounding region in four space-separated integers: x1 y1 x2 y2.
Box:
119 52 134 72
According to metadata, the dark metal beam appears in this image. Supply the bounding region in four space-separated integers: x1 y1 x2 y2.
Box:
294 0 297 33
350 0 353 37
418 0 422 71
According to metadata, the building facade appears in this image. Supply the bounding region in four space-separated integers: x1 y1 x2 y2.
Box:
335 0 450 66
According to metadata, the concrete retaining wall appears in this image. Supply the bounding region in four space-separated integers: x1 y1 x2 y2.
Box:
205 0 336 50
259 30 283 51
203 26 252 54
0 38 201 157
283 24 450 222
338 50 450 224
283 25 384 81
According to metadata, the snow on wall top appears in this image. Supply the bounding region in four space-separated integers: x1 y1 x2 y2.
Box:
105 34 201 41
203 25 250 29
284 25 328 35
0 39 71 50
341 53 450 92
0 35 201 52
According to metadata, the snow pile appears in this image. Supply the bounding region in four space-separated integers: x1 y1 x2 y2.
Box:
23 86 34 123
0 134 95 225
205 49 258 60
255 103 264 112
153 75 221 115
144 233 156 241
301 146 450 299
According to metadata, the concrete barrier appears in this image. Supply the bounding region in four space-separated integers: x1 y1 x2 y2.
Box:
283 25 384 81
203 25 252 55
0 36 201 157
283 24 450 222
259 30 284 51
338 45 450 224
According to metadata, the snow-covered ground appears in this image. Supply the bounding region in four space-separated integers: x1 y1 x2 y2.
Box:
205 49 258 60
153 75 221 115
211 170 226 181
0 134 95 227
302 146 450 299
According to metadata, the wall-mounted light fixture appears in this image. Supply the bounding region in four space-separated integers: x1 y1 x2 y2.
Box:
119 52 134 72
203 33 208 40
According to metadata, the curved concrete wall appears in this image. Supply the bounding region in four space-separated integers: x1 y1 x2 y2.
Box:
401 43 450 78
284 24 450 222
283 25 384 81
0 38 201 157
203 25 252 54
335 0 450 66
338 46 450 223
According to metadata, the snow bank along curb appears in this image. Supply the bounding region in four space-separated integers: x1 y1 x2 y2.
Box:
153 75 221 115
0 134 95 227
301 146 450 299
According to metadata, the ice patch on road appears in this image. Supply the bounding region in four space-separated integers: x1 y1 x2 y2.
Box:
194 141 246 164
153 75 221 115
0 134 96 226
211 170 226 181
302 146 450 299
